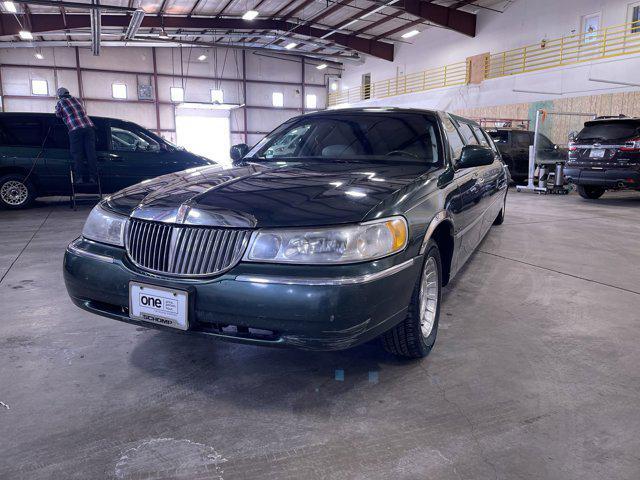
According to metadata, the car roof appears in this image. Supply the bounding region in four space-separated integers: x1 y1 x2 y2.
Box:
0 111 115 122
302 107 481 126
585 117 640 124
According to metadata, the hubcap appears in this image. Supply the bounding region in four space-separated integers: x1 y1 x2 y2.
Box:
1 180 28 206
419 256 439 338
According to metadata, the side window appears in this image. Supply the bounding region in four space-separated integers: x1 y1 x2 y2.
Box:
110 125 160 153
514 131 531 148
44 120 70 149
481 129 500 154
457 123 479 145
0 117 43 147
537 134 555 150
472 125 490 147
441 115 465 161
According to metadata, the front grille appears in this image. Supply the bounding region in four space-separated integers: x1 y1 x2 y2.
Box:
126 219 251 277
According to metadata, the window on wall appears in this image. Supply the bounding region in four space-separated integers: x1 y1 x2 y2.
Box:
628 2 640 33
211 89 224 104
581 12 601 43
305 94 317 109
31 79 48 96
112 83 127 99
170 87 184 103
272 92 284 107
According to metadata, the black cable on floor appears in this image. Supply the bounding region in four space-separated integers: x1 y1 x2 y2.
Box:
0 206 55 286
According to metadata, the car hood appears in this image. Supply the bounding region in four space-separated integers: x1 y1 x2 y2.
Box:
105 160 436 228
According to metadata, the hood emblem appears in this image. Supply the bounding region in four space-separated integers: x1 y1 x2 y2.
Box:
176 204 191 224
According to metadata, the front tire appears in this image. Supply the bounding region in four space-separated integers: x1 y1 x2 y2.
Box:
577 185 605 199
0 174 36 209
382 240 442 359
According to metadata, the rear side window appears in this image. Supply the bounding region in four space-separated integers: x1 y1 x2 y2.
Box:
577 121 640 143
457 123 478 145
0 117 43 147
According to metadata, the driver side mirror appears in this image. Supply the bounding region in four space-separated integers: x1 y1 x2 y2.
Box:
457 145 494 169
230 143 249 163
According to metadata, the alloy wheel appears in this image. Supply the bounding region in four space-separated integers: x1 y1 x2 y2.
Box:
1 180 28 206
419 256 439 338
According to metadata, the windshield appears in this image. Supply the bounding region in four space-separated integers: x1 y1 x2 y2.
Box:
577 121 640 143
246 113 442 165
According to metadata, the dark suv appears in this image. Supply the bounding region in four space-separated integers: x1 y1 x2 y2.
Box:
487 128 564 182
0 113 213 209
565 117 640 199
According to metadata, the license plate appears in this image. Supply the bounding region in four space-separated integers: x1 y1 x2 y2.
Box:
590 148 606 158
129 282 189 330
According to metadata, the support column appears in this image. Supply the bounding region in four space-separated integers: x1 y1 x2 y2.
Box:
301 56 305 114
75 47 84 100
152 47 161 134
242 50 248 144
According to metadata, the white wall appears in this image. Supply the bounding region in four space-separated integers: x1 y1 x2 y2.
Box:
0 46 336 150
340 0 640 110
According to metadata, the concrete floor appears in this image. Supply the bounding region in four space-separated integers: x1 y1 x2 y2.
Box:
1 190 639 480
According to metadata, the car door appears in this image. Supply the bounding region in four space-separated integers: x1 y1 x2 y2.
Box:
442 115 485 266
475 125 508 236
104 121 173 191
0 115 51 192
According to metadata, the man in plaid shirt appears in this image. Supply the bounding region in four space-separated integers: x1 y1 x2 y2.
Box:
55 87 98 183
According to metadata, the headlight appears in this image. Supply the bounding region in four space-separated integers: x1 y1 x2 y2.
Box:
82 204 127 246
244 216 408 264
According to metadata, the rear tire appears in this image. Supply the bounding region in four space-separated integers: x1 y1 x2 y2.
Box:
0 174 36 209
381 240 442 359
577 185 605 200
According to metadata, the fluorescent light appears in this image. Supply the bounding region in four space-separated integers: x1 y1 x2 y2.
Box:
401 29 420 39
285 42 297 50
3 1 17 13
316 63 327 70
330 82 338 91
242 10 259 20
19 30 33 40
34 52 44 60
125 9 145 40
198 54 207 61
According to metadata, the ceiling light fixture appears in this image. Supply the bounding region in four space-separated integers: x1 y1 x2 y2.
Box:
242 10 259 20
19 30 33 40
401 29 420 39
125 9 145 40
34 52 44 60
198 54 207 61
3 1 16 13
284 42 297 50
316 63 327 70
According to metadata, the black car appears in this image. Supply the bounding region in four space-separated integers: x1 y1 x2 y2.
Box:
64 108 508 359
565 116 640 199
487 128 565 182
0 112 213 209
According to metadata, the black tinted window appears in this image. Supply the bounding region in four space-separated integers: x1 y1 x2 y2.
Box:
45 123 70 149
513 131 531 148
457 123 478 145
0 117 43 147
488 130 509 144
249 113 441 164
442 115 464 160
577 121 640 142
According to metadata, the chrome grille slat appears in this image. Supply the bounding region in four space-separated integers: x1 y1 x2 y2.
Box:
126 219 249 277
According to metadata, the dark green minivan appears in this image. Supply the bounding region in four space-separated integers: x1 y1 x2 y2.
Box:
0 112 214 209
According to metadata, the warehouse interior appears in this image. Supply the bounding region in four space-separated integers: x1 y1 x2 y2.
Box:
1 0 639 479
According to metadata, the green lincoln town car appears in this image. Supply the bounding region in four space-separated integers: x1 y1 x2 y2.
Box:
64 108 508 358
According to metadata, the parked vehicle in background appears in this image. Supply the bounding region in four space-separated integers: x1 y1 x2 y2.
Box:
565 116 640 199
64 108 508 359
0 113 213 209
487 128 566 182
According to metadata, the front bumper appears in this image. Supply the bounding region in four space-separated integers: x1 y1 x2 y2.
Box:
64 238 420 350
564 167 640 189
